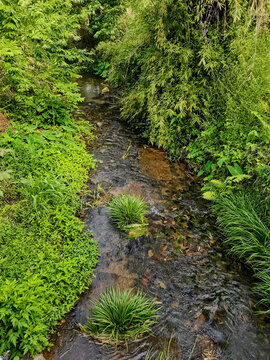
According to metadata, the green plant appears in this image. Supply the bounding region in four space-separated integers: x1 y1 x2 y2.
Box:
0 122 99 358
85 288 158 344
108 194 149 229
216 192 270 313
0 0 88 125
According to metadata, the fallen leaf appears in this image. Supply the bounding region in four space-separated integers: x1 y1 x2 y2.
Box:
157 280 166 289
148 249 154 257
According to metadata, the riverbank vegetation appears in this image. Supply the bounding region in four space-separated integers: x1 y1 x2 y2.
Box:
0 1 99 358
91 0 270 312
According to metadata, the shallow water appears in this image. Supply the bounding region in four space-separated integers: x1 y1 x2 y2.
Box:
45 76 270 360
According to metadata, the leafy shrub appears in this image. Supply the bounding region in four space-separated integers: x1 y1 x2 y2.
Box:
108 194 149 232
216 192 270 313
86 288 158 344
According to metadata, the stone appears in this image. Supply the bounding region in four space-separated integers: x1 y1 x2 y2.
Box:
34 354 46 360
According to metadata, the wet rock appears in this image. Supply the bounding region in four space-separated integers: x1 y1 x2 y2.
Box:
139 147 173 181
200 324 225 344
110 180 160 205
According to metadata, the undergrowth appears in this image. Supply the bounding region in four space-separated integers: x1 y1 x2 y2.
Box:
0 122 99 359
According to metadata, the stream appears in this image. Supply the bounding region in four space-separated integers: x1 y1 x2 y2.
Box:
45 75 270 360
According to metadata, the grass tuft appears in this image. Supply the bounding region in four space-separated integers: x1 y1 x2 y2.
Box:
216 192 270 313
86 288 158 344
107 194 149 235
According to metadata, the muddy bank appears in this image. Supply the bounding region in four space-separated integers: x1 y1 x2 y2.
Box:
45 76 270 360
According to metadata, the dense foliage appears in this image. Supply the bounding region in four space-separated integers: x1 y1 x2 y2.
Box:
216 192 270 312
0 1 100 358
86 288 158 344
0 0 90 124
0 123 99 358
99 0 270 191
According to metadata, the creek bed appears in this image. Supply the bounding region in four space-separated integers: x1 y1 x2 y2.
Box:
45 76 270 360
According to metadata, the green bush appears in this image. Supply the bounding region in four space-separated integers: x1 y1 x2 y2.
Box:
0 123 99 359
108 194 149 232
86 288 158 344
216 192 270 313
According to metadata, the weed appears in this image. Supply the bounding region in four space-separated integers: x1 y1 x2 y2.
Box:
0 123 99 358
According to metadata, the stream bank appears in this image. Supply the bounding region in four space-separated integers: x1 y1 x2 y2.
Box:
45 75 270 360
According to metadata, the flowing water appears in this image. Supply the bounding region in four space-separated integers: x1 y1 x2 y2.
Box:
45 75 270 360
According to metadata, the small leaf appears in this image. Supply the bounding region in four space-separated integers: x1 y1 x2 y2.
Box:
197 169 204 177
202 191 216 201
227 164 243 176
205 160 213 174
210 179 224 188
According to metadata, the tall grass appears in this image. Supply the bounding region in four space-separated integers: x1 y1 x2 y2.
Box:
216 192 270 313
86 288 158 344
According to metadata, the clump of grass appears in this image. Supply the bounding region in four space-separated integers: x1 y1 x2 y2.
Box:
216 192 270 313
86 288 158 344
108 194 149 236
